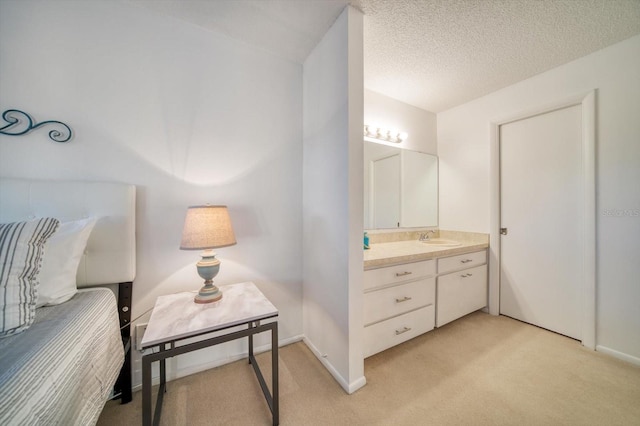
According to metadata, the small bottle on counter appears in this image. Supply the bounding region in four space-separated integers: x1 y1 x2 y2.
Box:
364 232 370 250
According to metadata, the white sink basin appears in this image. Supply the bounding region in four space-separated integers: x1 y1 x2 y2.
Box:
420 238 461 247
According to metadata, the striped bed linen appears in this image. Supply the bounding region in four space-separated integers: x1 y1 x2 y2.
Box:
0 287 123 425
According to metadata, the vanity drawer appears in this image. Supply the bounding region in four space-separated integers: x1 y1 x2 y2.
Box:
437 250 486 274
363 278 435 326
364 259 436 291
363 305 435 358
436 264 487 327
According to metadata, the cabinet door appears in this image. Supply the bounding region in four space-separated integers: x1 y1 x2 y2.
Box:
436 264 487 327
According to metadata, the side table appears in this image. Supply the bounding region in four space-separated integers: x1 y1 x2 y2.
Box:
140 281 279 426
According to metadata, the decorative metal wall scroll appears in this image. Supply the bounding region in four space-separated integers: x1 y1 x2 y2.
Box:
0 109 73 143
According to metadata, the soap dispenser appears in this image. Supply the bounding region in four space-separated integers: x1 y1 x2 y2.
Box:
364 232 370 250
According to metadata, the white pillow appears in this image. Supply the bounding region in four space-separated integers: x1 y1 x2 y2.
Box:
37 217 98 307
0 218 59 338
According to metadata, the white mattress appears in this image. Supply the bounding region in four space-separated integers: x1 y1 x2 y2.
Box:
0 288 124 425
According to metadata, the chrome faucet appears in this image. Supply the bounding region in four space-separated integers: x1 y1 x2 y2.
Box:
419 230 436 241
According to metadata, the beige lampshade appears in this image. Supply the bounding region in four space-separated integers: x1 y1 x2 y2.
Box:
180 205 237 250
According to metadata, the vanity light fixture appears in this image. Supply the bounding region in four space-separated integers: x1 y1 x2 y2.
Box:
364 124 408 144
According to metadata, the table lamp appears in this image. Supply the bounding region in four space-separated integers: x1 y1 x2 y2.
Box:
180 205 236 304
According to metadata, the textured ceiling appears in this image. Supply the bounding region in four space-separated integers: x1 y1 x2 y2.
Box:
356 0 640 111
129 0 640 112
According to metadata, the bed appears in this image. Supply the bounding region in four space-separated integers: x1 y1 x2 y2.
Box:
0 178 136 425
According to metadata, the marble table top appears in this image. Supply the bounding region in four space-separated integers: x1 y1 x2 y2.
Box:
140 281 278 349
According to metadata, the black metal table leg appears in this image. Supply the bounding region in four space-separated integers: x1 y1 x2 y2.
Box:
142 354 152 426
272 322 279 426
142 345 168 426
248 322 255 364
154 345 167 426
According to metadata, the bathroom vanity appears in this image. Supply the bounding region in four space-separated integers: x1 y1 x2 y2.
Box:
363 231 488 358
363 139 487 357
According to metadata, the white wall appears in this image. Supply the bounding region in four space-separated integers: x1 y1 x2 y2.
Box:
302 6 366 394
0 0 304 386
364 89 437 155
346 7 366 393
438 35 640 362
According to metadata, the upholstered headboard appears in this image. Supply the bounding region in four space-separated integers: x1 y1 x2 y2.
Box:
0 178 136 287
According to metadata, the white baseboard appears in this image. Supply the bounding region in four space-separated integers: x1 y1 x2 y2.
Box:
302 337 367 395
348 375 367 394
596 345 640 366
131 334 304 392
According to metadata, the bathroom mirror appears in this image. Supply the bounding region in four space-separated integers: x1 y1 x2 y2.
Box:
364 141 438 229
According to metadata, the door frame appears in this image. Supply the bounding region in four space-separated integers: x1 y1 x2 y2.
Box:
488 90 596 349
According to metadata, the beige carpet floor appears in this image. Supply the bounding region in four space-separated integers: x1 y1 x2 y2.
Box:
98 312 640 425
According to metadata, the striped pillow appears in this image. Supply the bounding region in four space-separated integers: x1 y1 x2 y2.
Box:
0 218 59 337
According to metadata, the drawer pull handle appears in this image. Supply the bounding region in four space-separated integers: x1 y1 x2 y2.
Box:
460 273 474 278
395 326 412 335
461 259 473 263
395 271 412 277
395 296 412 303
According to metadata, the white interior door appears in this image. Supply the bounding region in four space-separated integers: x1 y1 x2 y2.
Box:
372 154 400 228
500 104 583 340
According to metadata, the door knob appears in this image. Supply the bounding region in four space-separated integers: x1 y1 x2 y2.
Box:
500 228 508 235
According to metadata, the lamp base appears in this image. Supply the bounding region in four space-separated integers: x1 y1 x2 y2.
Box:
194 284 223 304
193 250 223 304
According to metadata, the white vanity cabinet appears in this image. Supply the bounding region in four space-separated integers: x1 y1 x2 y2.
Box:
436 250 488 327
363 259 436 358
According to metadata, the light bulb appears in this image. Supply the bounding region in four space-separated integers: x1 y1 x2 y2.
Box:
363 124 407 144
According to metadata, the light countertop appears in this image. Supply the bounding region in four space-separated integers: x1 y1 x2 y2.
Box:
364 230 489 270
